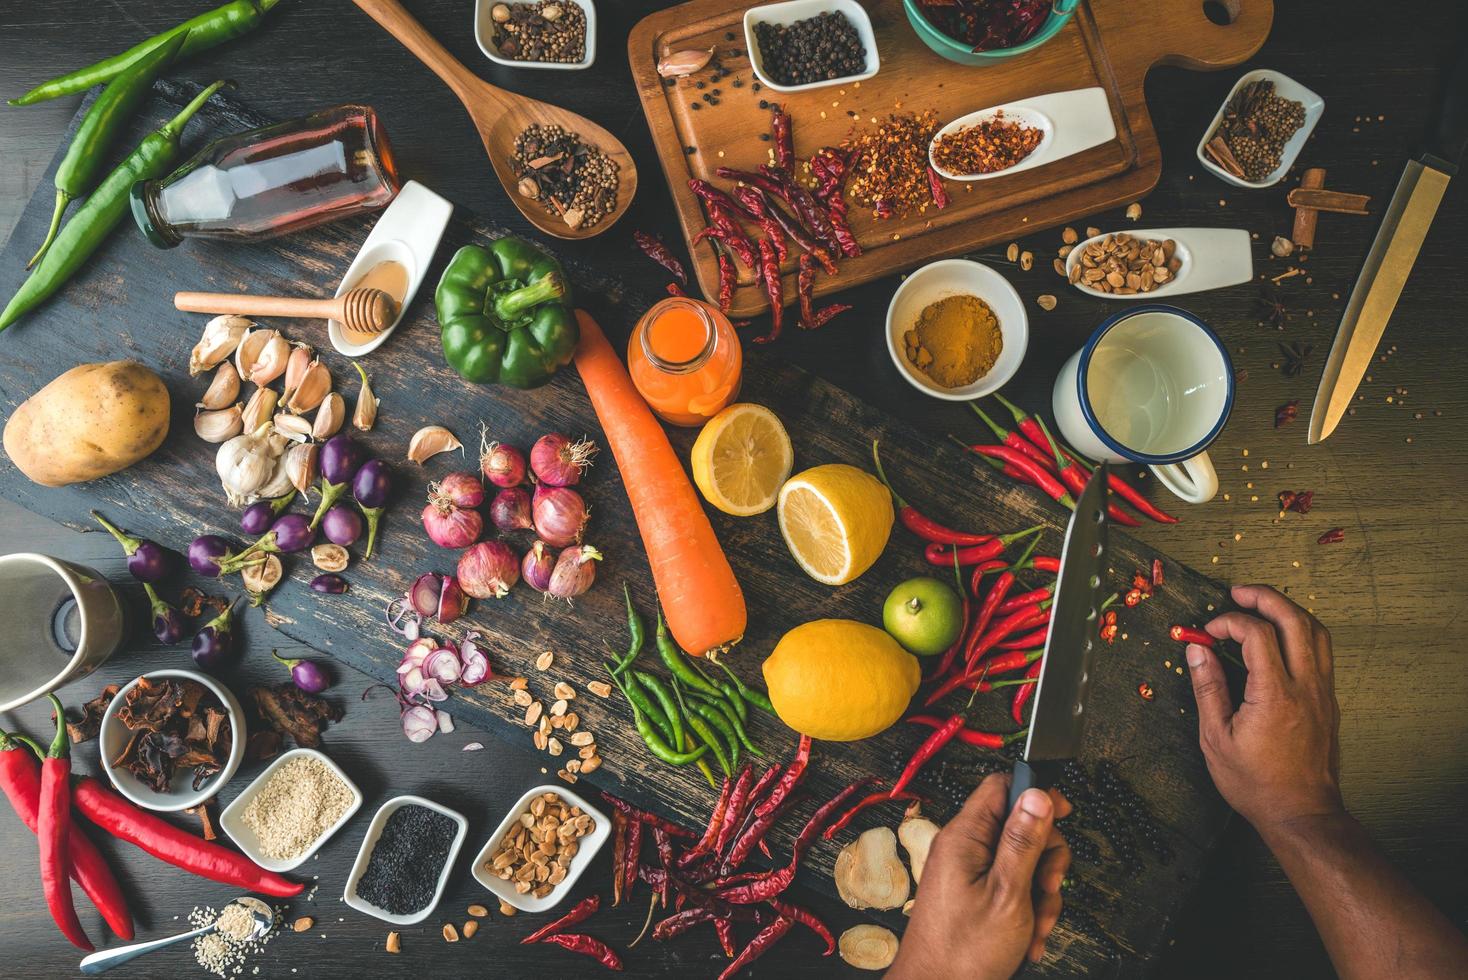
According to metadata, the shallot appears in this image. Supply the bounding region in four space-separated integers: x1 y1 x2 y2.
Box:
458 540 518 599
459 632 492 684
402 704 438 742
547 544 601 600
532 484 588 547
521 539 555 593
489 486 534 532
424 647 463 685
479 425 526 487
422 492 482 549
433 471 485 509
530 433 596 486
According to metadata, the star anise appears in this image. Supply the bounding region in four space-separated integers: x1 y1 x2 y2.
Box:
1279 340 1313 378
1256 286 1290 329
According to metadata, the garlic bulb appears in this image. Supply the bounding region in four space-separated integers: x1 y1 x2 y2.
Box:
190 315 252 376
194 405 243 443
241 385 279 432
256 451 295 501
217 423 287 508
235 329 290 386
198 362 241 410
281 344 314 403
313 392 345 440
407 425 462 464
352 361 379 431
284 358 331 413
285 442 319 494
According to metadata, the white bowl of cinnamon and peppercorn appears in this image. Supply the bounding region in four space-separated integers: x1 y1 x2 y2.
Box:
475 0 596 71
1197 69 1322 188
887 259 1028 402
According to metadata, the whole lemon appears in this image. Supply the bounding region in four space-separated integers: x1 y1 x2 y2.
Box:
762 619 921 741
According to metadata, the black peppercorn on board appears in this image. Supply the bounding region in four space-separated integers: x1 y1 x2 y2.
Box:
0 81 1241 976
630 0 1274 316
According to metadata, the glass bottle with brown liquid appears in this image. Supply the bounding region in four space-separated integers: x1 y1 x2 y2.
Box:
131 104 401 248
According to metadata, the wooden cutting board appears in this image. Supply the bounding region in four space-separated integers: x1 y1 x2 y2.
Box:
0 82 1240 975
629 0 1272 316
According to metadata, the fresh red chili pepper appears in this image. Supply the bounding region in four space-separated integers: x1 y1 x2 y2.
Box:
906 714 1029 748
978 647 1044 677
967 558 1009 597
713 240 736 313
1032 416 1143 527
890 713 966 798
927 165 949 209
1013 659 1043 723
821 790 920 841
38 698 92 950
665 282 686 297
539 932 623 970
807 303 851 329
0 731 132 940
1318 527 1345 544
796 253 816 328
714 915 737 957
996 587 1053 615
609 809 627 906
869 443 998 548
936 577 971 679
70 775 302 896
1170 625 1214 647
770 105 794 170
730 184 788 263
753 237 784 344
1030 555 1061 573
768 898 835 955
718 916 792 980
969 402 1055 471
967 603 1051 663
522 894 601 944
997 625 1050 651
652 907 715 940
634 230 686 284
714 766 755 856
967 444 1076 508
924 524 1042 568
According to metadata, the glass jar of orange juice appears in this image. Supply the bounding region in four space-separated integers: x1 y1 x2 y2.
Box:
627 297 742 427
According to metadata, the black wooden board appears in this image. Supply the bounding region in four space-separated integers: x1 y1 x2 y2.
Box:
0 80 1237 974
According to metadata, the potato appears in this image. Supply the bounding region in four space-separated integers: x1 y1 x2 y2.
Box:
3 360 170 487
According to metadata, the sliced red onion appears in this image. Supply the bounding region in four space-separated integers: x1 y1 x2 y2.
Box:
401 637 435 670
532 484 588 548
402 704 438 742
435 709 455 734
438 575 466 623
400 665 426 696
419 678 449 702
460 632 491 685
424 647 463 685
409 573 442 617
463 742 485 752
386 598 422 641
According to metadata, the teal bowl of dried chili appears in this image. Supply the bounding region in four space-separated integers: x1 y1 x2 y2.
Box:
902 0 1079 67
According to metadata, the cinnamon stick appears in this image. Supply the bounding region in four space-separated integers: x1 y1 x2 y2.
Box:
1291 168 1326 248
1203 136 1245 179
1285 188 1372 215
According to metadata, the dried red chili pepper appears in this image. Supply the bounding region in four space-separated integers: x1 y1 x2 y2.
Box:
652 907 715 941
796 253 816 328
634 230 687 284
522 894 601 944
754 735 810 820
652 825 674 904
723 779 879 898
808 303 851 328
714 915 737 958
713 166 789 204
1012 659 1042 723
730 185 788 263
713 766 755 856
754 237 784 344
767 899 835 955
713 241 736 313
718 916 792 980
539 932 623 970
1152 558 1164 587
754 188 838 274
1318 527 1345 544
598 794 696 838
680 776 732 867
770 105 795 171
1169 625 1214 647
761 165 838 248
927 165 950 209
688 179 757 269
623 815 642 901
665 282 686 297
809 147 862 258
609 809 627 906
821 790 920 841
1275 399 1299 428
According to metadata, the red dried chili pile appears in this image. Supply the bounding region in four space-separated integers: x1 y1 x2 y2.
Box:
842 111 942 219
930 112 1044 176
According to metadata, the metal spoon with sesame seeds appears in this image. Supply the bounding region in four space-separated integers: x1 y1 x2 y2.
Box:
78 896 274 975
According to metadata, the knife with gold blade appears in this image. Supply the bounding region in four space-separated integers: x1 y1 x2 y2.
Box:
1308 45 1468 444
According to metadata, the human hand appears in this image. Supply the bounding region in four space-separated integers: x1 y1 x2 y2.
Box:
1186 584 1343 834
887 774 1071 980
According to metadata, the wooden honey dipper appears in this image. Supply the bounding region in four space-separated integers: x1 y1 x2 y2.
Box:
174 287 399 336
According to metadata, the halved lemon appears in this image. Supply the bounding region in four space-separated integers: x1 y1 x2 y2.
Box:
691 403 794 517
777 463 894 585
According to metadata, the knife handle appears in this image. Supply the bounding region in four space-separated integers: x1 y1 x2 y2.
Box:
1428 43 1468 166
1008 759 1039 813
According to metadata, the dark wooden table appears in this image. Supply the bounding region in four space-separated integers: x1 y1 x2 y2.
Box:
1 1 1465 977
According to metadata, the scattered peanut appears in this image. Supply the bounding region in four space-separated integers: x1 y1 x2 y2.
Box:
1061 226 1078 244
535 651 555 671
443 923 459 943
1036 294 1057 311
386 931 401 954
467 904 489 918
553 681 576 700
1019 250 1034 271
569 731 595 746
463 920 479 939
587 681 612 698
524 701 543 726
1125 201 1143 221
499 901 516 916
292 917 314 933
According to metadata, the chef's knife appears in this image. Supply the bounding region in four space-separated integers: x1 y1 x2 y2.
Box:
1308 45 1468 444
1009 463 1109 812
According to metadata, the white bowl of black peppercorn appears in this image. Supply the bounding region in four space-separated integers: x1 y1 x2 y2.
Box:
744 0 879 93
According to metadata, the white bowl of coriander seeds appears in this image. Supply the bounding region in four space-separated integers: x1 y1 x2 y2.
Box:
220 748 363 873
475 0 596 70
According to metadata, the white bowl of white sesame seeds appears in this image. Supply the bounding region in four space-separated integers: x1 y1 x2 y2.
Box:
220 748 363 874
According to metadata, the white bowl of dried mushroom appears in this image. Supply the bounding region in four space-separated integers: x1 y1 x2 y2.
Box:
473 785 609 912
1063 228 1254 299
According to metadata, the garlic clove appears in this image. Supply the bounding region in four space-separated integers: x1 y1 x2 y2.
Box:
241 385 279 432
407 425 462 464
313 391 345 440
197 362 241 410
657 47 714 77
281 344 314 403
190 315 252 376
284 358 331 413
285 441 319 494
194 404 243 443
273 412 313 442
255 450 295 501
237 329 290 386
352 361 379 431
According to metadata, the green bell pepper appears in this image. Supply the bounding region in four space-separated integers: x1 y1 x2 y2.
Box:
434 238 577 388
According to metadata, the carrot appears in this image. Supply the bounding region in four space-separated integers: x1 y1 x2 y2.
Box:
573 310 747 655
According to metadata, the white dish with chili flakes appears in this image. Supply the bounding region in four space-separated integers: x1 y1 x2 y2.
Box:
1063 228 1254 299
929 87 1114 182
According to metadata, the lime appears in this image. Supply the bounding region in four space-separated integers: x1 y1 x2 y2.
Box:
882 577 963 656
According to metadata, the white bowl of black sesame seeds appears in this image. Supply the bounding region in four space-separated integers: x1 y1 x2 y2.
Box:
744 0 879 94
343 795 468 926
475 0 596 71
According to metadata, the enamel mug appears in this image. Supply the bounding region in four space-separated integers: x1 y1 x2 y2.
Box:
1053 305 1234 504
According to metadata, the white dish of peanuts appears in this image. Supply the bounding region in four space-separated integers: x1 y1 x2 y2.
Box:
472 786 609 913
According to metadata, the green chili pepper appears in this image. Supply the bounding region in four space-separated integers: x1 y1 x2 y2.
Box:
686 697 741 771
610 584 645 675
629 701 706 767
609 666 674 746
0 79 230 333
709 658 776 714
689 688 761 759
685 731 717 789
631 670 687 754
28 33 188 269
656 612 724 699
435 238 578 388
9 0 279 106
718 679 748 725
675 683 729 777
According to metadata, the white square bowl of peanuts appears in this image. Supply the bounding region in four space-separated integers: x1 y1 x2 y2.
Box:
472 785 609 913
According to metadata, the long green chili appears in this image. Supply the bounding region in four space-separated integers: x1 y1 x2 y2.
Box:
675 683 729 777
28 33 187 268
631 670 685 755
611 667 674 746
656 612 724 699
610 584 645 675
686 696 741 771
0 79 230 333
9 0 280 106
628 702 706 766
717 679 748 726
709 657 776 714
685 730 717 789
688 688 762 758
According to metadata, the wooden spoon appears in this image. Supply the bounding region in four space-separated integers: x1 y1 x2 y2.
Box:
352 0 637 240
174 288 398 336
